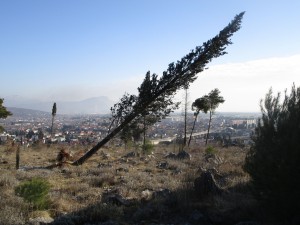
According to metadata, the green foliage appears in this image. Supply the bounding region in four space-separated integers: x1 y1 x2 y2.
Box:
205 145 216 156
0 98 12 119
244 84 300 220
188 95 210 146
142 139 154 155
206 88 225 112
0 98 12 132
192 97 210 114
15 177 51 210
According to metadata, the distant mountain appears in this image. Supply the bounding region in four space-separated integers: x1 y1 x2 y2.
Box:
7 107 50 118
4 96 114 114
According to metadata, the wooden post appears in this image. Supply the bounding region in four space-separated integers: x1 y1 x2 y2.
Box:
16 144 20 170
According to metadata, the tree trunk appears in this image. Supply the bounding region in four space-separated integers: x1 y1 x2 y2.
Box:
205 110 212 146
183 87 188 147
51 116 55 138
72 112 137 165
143 115 146 151
16 145 20 170
188 112 199 147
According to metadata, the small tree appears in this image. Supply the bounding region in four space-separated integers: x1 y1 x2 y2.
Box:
188 96 209 147
15 177 51 210
51 102 57 138
205 89 225 145
38 128 44 141
0 98 12 132
244 84 300 220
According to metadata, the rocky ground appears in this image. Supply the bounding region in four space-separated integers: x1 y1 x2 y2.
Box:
0 142 268 225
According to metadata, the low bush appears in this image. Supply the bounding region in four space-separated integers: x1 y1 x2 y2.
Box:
205 145 217 156
142 139 154 155
15 177 51 210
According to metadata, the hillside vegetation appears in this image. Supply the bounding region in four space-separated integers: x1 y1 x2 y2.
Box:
0 142 260 225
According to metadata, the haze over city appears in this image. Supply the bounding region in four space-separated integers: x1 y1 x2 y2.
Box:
1 0 300 113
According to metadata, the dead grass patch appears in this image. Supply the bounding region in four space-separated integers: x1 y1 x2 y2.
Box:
0 143 256 224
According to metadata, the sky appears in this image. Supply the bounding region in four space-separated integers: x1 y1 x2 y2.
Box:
1 0 300 112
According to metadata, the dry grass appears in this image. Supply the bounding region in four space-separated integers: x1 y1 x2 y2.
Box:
0 142 261 224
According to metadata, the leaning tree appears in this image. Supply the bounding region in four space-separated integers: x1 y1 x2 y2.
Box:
0 98 12 132
72 12 244 165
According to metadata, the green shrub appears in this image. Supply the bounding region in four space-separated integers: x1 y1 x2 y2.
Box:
142 139 154 154
244 85 300 221
205 145 216 156
15 177 51 210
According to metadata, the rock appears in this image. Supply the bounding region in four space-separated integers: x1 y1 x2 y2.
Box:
234 222 261 225
157 161 168 169
153 188 172 199
28 211 54 225
189 210 207 223
115 167 129 173
164 152 177 159
99 220 120 225
103 193 131 206
123 151 136 158
100 150 110 160
171 168 182 175
194 171 222 198
28 217 54 225
164 151 191 160
141 189 154 201
176 150 191 160
98 162 112 168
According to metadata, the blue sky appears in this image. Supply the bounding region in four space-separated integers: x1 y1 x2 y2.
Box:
1 0 300 112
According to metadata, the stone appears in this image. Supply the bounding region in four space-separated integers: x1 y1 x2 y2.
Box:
98 162 112 168
164 152 177 159
189 210 207 223
141 189 154 201
153 188 172 199
194 171 222 198
103 193 131 206
115 167 129 173
176 150 191 160
157 162 168 169
28 211 54 225
99 220 120 225
123 151 136 158
100 150 110 160
234 222 261 225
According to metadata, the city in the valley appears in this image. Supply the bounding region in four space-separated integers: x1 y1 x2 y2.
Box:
0 108 259 149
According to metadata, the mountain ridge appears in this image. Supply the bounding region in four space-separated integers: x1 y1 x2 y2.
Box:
4 96 114 114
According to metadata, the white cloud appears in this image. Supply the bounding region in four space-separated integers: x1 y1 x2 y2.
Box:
23 54 300 112
188 54 300 112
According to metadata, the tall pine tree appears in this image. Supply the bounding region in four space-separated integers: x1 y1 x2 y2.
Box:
73 12 245 165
